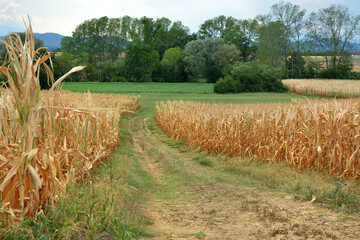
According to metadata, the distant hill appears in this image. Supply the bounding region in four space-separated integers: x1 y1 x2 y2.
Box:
1 32 65 51
352 43 360 52
34 33 65 51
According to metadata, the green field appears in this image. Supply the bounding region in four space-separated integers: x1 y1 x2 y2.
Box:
61 82 214 93
62 81 307 105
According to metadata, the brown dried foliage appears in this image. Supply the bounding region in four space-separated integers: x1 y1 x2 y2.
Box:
155 100 360 180
283 79 360 98
0 18 140 221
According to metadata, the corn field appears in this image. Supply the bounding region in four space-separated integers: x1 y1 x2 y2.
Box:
283 79 360 98
155 99 360 179
0 20 140 221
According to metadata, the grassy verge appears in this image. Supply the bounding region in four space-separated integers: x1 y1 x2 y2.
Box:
0 115 154 239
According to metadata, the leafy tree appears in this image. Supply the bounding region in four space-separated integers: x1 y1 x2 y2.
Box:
52 52 74 81
124 17 161 82
61 15 194 82
198 15 237 39
256 2 306 77
62 16 127 81
183 38 240 82
224 19 258 60
167 21 196 49
270 1 306 77
291 5 306 78
160 47 187 82
103 58 126 82
215 62 286 93
214 75 242 93
125 41 159 82
183 39 206 80
257 20 284 68
214 44 241 74
199 15 257 60
203 38 225 82
306 4 360 78
286 52 306 78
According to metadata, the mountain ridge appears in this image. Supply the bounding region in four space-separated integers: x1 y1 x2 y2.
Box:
1 32 65 51
34 32 65 51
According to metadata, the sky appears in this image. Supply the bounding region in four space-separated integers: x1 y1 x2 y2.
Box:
0 0 359 36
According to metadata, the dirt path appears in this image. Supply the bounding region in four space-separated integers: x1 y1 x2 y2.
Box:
124 109 360 240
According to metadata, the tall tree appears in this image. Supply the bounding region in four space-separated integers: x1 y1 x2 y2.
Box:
167 21 195 49
198 15 237 39
291 7 306 78
198 15 257 60
160 47 187 82
257 19 284 68
183 39 206 80
306 4 360 77
224 19 258 60
183 38 240 82
269 1 306 77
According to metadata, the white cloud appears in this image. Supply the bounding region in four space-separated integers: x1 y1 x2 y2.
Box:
0 0 21 22
0 0 359 35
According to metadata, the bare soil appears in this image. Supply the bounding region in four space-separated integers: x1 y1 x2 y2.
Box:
127 113 360 240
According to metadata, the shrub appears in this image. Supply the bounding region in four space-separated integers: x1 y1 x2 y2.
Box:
232 62 286 92
214 62 287 93
214 75 243 94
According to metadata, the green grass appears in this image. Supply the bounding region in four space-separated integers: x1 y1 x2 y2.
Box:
61 82 214 93
62 81 311 106
0 114 154 239
184 231 206 238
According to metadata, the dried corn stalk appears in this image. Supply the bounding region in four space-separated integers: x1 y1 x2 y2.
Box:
283 79 360 98
0 18 140 221
155 99 360 179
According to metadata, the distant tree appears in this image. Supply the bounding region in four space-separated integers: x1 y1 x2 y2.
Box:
198 15 257 60
202 38 225 82
167 21 196 49
199 15 237 39
257 20 284 68
183 38 240 82
152 17 172 57
231 62 285 92
60 36 75 53
62 16 127 81
160 47 187 82
291 5 306 78
61 15 195 82
183 39 206 80
286 52 306 78
224 19 258 60
125 41 159 82
52 52 74 81
306 4 360 78
214 44 241 74
270 1 306 77
107 17 127 61
103 58 126 82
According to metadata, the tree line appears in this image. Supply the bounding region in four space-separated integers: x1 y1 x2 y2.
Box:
2 1 360 91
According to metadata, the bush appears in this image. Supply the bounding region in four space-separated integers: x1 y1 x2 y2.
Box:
214 75 243 94
232 62 286 92
214 62 287 94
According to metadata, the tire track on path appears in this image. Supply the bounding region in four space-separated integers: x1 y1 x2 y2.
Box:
124 109 360 240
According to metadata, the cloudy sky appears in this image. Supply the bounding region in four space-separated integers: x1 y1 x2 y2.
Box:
0 0 359 36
